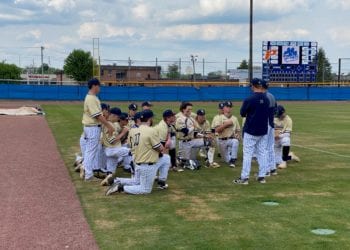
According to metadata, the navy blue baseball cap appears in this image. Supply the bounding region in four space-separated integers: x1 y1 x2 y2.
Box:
87 78 100 89
261 79 269 89
250 78 264 87
218 102 224 109
163 109 175 118
110 107 121 116
197 109 205 116
223 101 233 108
101 103 110 111
119 112 128 120
140 109 154 119
128 103 138 111
142 101 153 107
133 111 142 121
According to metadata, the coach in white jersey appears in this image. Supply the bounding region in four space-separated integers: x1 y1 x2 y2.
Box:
82 78 114 181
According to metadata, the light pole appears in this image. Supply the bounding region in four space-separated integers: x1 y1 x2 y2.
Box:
190 54 198 82
248 0 253 83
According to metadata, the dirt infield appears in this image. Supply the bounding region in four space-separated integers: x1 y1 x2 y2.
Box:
0 115 98 249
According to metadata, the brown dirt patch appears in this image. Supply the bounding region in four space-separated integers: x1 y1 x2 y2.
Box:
0 114 98 249
274 192 332 198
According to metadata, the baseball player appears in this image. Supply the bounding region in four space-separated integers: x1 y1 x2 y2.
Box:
102 107 132 177
194 109 220 168
211 102 225 158
141 101 153 110
212 101 240 168
75 102 110 173
175 102 203 169
233 78 270 185
105 110 170 195
274 105 300 169
262 80 278 176
81 78 114 181
127 103 138 128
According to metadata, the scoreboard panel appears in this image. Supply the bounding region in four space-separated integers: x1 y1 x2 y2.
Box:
262 41 318 82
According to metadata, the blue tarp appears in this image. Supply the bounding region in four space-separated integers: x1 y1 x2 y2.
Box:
0 84 349 101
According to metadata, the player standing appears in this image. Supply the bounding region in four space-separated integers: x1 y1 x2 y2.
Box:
81 78 114 181
233 78 270 185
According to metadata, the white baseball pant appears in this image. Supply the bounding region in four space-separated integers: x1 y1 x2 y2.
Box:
218 138 239 163
82 126 102 180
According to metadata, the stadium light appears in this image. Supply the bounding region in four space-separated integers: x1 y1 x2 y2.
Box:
190 54 198 82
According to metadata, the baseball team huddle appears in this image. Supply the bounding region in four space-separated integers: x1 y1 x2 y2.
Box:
74 77 300 195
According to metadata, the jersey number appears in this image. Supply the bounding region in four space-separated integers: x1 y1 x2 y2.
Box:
130 132 140 147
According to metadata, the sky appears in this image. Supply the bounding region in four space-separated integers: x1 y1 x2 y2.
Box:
1 0 350 73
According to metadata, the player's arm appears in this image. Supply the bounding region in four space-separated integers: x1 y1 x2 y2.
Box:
115 127 129 141
240 99 250 117
96 115 114 136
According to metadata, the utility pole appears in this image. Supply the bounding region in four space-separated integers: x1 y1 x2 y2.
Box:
41 46 44 75
190 54 198 82
248 0 253 83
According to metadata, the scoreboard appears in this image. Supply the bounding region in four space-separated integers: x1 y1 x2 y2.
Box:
262 41 318 82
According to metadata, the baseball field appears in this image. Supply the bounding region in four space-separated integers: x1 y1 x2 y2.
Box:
44 101 350 249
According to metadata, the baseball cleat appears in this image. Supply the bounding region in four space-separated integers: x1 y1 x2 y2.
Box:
157 183 169 190
209 162 220 168
84 176 100 182
75 163 82 172
233 177 249 185
257 177 266 184
289 152 300 162
101 173 114 186
270 169 278 176
74 154 83 167
278 162 287 169
229 159 236 168
79 165 85 179
105 182 121 196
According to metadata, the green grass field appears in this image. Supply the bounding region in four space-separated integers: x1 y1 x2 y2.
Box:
44 102 350 250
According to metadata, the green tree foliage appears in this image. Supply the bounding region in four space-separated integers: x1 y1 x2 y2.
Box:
237 59 249 69
207 71 223 80
63 49 93 82
316 47 332 82
0 62 21 80
166 63 180 79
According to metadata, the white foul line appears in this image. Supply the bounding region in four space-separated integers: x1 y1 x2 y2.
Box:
292 144 350 159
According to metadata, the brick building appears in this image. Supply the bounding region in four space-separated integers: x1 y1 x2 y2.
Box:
100 65 161 84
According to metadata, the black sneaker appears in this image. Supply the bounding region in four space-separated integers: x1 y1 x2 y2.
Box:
257 177 266 184
233 177 249 185
229 159 236 168
270 169 278 176
157 180 169 190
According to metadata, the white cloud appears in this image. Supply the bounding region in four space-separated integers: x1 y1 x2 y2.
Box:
16 29 42 41
131 3 150 19
256 27 310 41
14 0 76 12
157 24 243 41
326 0 350 10
78 10 96 19
328 27 350 46
78 22 136 39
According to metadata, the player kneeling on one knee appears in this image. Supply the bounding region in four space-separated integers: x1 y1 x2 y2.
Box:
106 110 170 195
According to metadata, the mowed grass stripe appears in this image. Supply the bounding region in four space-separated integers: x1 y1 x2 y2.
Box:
44 102 350 250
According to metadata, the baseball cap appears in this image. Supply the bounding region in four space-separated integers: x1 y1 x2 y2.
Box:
133 111 142 121
140 109 154 119
101 103 110 111
109 107 121 116
163 109 175 118
250 78 264 87
141 101 152 107
218 102 224 109
261 79 269 89
87 78 100 88
128 103 138 111
119 112 128 120
197 109 205 116
223 101 233 108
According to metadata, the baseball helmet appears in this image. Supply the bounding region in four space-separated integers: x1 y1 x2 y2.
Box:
275 105 285 117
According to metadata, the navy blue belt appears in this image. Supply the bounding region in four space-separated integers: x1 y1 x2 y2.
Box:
181 139 192 142
137 162 155 165
219 137 234 140
84 124 101 127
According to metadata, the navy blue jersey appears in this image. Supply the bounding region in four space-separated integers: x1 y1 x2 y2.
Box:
266 91 277 128
240 92 270 136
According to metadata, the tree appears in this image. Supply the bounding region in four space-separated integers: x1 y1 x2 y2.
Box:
63 49 93 82
0 62 21 80
166 63 180 79
316 47 332 82
237 59 249 69
207 71 223 80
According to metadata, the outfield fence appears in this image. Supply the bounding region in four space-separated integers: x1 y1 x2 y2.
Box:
1 83 350 101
